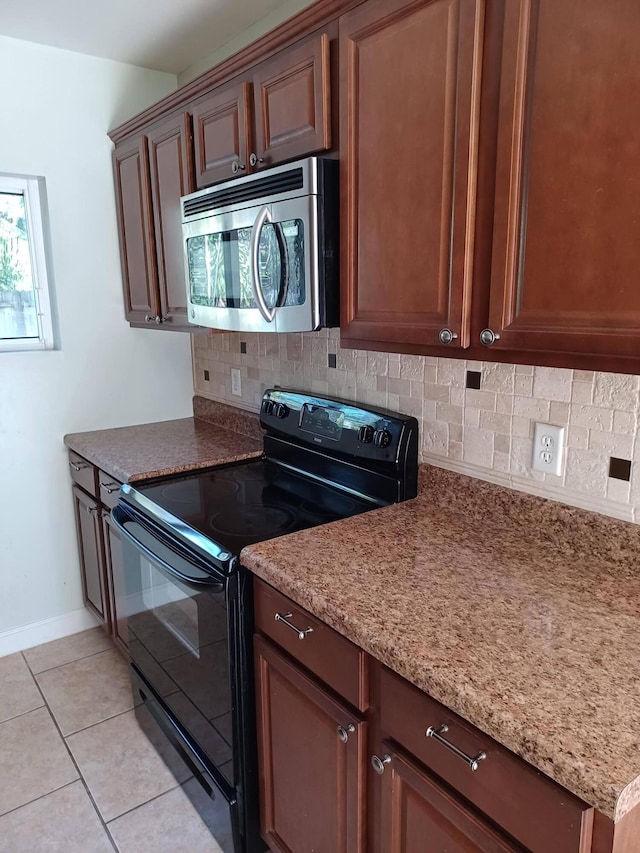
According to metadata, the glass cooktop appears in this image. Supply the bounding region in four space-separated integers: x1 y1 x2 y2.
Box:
135 459 378 558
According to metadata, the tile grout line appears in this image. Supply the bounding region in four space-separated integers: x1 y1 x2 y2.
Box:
27 643 117 677
21 651 120 853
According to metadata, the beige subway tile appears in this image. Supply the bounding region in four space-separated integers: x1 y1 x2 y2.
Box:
515 375 534 396
399 395 423 418
593 373 640 412
388 377 411 396
573 369 594 381
423 383 450 402
462 428 494 468
494 433 511 455
589 430 633 458
569 405 614 431
356 372 377 391
400 355 424 380
423 400 437 420
511 415 531 438
367 351 389 376
449 423 463 443
571 382 593 405
450 387 465 406
387 392 400 410
564 449 608 497
510 436 534 475
422 420 449 455
549 402 570 424
614 410 636 434
448 440 463 460
437 359 466 387
465 389 497 411
496 394 515 415
410 380 425 398
532 367 572 402
337 348 357 371
479 411 511 434
514 396 550 420
494 451 510 472
607 477 631 504
481 363 515 394
567 426 589 449
388 359 401 379
466 360 483 371
515 364 534 375
424 365 438 383
436 403 463 424
464 408 481 427
376 375 388 393
311 379 330 395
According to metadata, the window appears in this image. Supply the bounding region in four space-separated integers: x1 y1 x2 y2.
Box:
0 174 55 351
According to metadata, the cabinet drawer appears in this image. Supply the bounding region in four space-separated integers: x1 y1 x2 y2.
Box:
68 451 98 497
97 470 123 510
378 666 592 853
254 578 368 711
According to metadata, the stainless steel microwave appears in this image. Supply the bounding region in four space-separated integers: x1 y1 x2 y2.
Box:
181 157 338 333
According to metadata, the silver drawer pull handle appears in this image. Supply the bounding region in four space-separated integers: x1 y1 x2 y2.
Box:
337 724 355 743
69 461 88 472
426 724 486 772
274 612 313 640
100 482 120 494
371 754 391 774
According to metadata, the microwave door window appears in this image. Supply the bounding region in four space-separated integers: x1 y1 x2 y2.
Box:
266 219 306 308
187 233 232 308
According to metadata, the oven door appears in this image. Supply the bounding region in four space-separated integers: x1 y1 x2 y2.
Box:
183 196 318 333
111 502 240 852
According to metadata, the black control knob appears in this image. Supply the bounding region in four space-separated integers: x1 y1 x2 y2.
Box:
373 428 392 449
273 403 289 419
358 425 374 444
262 400 274 416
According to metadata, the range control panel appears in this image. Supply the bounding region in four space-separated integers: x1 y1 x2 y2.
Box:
260 388 418 466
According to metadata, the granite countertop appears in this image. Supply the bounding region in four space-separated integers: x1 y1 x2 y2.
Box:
240 465 640 822
64 416 262 483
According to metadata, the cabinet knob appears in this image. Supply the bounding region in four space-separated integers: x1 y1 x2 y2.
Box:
480 328 500 346
337 724 355 743
232 160 246 175
144 314 162 324
371 754 391 775
439 328 458 345
249 153 265 167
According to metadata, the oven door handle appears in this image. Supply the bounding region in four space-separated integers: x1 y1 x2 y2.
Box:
111 506 225 592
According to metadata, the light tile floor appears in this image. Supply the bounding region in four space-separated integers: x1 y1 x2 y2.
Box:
0 628 224 852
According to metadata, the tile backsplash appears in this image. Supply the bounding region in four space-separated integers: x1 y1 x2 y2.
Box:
192 330 640 522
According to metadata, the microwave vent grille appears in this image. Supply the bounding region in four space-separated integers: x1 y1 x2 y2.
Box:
183 168 305 218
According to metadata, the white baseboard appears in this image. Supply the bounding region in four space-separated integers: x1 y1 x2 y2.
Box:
0 608 100 658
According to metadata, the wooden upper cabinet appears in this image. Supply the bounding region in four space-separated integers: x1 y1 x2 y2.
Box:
340 0 484 349
487 0 640 358
252 33 331 170
192 82 251 188
254 635 366 853
147 112 195 327
113 135 159 324
377 746 520 852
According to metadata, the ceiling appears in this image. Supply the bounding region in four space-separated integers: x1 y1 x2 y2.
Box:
0 0 294 74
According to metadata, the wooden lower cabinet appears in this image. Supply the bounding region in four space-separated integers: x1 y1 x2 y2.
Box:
102 511 128 654
72 485 109 627
254 634 366 852
377 745 519 852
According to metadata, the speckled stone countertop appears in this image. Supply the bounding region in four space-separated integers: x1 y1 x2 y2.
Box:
64 415 262 483
241 465 640 822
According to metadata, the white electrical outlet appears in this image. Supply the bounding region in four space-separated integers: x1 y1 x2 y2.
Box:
532 422 565 476
231 368 242 397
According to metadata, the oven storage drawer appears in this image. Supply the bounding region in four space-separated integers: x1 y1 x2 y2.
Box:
377 664 592 853
253 578 368 711
68 450 98 497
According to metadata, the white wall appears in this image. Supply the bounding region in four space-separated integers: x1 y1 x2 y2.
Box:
177 0 317 85
0 35 194 640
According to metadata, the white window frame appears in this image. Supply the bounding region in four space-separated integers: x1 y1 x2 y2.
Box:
0 174 55 352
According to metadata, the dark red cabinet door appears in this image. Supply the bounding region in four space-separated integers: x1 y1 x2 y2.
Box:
192 82 251 187
254 635 366 853
147 112 195 328
72 486 109 629
487 0 640 358
113 135 159 324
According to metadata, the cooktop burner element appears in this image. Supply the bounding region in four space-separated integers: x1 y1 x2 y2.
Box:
210 504 297 539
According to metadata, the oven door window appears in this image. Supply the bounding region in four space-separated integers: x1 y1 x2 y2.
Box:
122 533 234 785
186 218 305 310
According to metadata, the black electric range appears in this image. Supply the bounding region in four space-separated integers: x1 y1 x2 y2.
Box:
112 389 419 853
